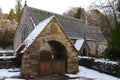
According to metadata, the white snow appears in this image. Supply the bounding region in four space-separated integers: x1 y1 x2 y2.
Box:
66 66 120 80
30 16 36 27
78 56 118 65
0 68 20 78
0 56 15 59
95 58 118 64
74 38 84 51
0 66 119 80
0 50 13 53
8 68 20 72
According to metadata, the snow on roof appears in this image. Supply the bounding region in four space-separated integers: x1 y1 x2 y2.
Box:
19 16 55 53
74 38 84 51
30 16 36 27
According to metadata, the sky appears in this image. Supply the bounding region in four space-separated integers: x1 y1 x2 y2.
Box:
0 0 97 14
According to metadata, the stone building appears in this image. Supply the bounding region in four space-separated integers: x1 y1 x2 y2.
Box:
15 16 78 76
14 4 107 76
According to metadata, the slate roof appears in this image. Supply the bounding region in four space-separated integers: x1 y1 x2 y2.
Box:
25 6 107 44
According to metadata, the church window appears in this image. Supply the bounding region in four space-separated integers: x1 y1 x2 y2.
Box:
21 24 29 42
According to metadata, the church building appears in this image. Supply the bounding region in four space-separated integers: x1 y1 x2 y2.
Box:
14 4 107 76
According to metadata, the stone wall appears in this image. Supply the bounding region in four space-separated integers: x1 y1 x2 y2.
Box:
21 39 40 76
87 40 97 57
79 41 90 56
79 58 120 77
97 44 107 57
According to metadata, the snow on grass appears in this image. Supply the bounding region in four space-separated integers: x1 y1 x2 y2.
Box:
0 68 20 78
78 56 118 65
66 66 120 80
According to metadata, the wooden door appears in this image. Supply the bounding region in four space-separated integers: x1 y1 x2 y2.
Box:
52 60 66 74
39 61 52 75
39 40 67 75
39 60 66 75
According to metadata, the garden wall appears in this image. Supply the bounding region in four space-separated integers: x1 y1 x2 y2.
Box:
79 56 120 77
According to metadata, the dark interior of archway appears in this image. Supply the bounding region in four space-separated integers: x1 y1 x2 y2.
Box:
48 41 67 60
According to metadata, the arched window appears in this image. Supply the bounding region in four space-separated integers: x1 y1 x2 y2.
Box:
21 24 29 42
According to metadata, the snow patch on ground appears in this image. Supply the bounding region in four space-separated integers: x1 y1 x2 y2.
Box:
66 66 120 80
0 68 21 79
0 66 120 80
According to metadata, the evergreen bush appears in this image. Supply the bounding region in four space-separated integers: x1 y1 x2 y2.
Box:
102 47 120 61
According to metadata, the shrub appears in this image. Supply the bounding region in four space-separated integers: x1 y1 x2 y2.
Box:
102 47 120 61
79 58 95 68
0 30 14 49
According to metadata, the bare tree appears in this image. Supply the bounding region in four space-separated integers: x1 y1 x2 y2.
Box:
63 7 78 17
89 0 119 26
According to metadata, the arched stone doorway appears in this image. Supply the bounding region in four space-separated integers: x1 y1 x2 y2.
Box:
39 40 67 75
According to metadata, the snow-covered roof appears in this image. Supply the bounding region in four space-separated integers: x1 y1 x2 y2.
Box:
16 16 55 53
74 38 84 51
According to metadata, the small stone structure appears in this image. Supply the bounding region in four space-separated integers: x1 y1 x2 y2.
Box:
15 16 78 76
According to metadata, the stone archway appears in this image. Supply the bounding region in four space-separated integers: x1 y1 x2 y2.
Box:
39 40 67 75
48 40 67 60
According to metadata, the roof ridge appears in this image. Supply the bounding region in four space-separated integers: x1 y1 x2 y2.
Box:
26 6 83 23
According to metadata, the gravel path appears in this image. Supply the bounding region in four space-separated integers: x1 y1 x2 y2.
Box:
23 74 94 80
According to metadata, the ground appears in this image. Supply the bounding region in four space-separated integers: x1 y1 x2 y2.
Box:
0 66 120 80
